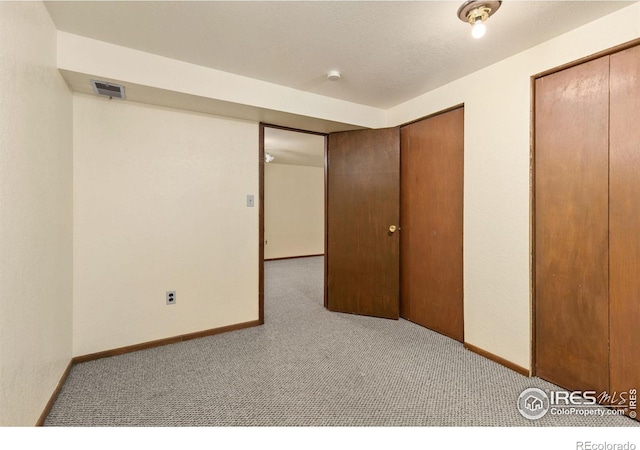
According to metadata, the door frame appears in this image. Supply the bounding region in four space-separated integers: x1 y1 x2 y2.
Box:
258 123 328 324
259 106 466 324
529 37 640 375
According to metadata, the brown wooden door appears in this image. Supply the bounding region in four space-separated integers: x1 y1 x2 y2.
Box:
535 56 610 394
400 108 464 341
326 128 400 319
610 45 640 405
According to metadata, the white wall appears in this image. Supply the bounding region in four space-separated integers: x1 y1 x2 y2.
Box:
73 94 259 356
388 3 640 370
0 2 73 425
265 164 324 259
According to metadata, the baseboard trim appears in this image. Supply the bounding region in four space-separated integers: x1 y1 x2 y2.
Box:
265 254 324 261
464 342 530 377
72 320 262 364
36 360 74 426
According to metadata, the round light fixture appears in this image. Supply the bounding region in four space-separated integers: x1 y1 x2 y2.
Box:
457 1 501 39
327 70 341 81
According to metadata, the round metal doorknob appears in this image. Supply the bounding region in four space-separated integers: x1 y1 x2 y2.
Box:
389 225 397 233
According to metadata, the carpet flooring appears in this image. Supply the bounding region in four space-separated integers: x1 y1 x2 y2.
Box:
44 256 638 426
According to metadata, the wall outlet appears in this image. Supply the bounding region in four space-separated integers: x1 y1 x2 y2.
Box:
166 290 176 305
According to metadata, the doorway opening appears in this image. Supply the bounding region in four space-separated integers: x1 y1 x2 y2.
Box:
259 109 464 347
259 124 327 324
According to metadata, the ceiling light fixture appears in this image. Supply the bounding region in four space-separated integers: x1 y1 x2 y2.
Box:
457 1 501 39
265 152 275 163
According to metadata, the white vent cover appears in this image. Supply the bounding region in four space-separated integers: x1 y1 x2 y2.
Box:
90 80 126 99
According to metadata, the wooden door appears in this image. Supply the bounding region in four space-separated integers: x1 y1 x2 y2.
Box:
400 107 464 341
326 128 400 319
610 45 640 407
535 56 610 394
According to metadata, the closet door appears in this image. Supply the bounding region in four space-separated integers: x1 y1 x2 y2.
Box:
400 107 464 341
535 56 610 394
610 45 640 406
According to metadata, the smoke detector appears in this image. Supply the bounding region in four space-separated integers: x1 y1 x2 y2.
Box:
90 80 126 99
327 70 341 81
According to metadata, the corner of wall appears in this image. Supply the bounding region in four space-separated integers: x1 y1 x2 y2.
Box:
0 1 74 425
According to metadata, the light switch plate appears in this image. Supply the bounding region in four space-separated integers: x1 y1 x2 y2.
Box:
246 195 255 207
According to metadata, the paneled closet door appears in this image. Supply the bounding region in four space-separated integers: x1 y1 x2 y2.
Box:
535 56 610 395
610 44 640 407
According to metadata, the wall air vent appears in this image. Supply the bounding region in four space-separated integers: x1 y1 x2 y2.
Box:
90 80 126 100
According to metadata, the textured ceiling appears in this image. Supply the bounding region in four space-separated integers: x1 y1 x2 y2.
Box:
45 1 636 109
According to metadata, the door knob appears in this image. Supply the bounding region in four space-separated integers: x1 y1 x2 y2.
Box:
389 225 398 233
